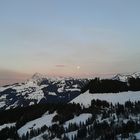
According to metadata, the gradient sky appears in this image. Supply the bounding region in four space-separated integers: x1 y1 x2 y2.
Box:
0 0 140 83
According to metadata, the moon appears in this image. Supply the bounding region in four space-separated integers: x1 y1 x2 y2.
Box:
77 66 80 70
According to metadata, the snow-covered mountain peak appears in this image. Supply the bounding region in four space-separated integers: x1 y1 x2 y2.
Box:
112 74 130 82
131 72 140 78
26 73 47 85
0 73 89 110
31 73 45 80
112 72 140 82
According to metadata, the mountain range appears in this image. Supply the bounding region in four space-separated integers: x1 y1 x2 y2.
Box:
0 72 140 110
1 72 140 140
0 73 88 110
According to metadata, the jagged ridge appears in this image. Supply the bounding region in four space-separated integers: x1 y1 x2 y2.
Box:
0 73 88 110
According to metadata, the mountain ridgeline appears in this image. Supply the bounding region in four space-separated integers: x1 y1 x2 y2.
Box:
82 73 140 93
0 73 89 110
0 72 140 111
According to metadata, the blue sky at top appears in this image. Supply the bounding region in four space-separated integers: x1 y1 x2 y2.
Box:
0 0 140 78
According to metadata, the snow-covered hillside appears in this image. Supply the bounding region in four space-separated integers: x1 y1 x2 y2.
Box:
63 113 92 129
18 112 57 137
0 73 88 110
70 90 140 107
18 112 92 140
1 88 140 140
0 123 16 131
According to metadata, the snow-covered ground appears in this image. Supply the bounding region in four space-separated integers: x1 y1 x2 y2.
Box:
0 101 5 108
30 130 48 140
63 113 92 128
135 132 140 139
66 88 80 92
30 113 92 140
0 123 16 131
18 112 57 137
70 90 140 107
63 130 77 140
48 92 57 96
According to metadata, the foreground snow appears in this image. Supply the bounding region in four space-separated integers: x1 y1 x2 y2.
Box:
30 113 91 140
18 112 57 137
135 132 140 139
70 90 140 107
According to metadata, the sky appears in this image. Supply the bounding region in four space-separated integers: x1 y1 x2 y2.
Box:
0 0 140 84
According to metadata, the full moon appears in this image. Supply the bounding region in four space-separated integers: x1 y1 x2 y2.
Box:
77 66 80 70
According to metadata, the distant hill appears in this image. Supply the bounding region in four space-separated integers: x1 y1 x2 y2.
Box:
0 73 88 110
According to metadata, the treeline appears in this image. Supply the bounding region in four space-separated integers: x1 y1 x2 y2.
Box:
81 78 140 93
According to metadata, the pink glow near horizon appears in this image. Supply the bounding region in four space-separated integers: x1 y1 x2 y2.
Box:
1 1 140 85
0 70 116 86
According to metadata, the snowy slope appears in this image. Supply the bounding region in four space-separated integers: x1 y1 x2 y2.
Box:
62 130 77 140
18 112 57 137
18 113 92 140
0 123 16 131
0 73 88 110
63 113 92 128
70 90 140 107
